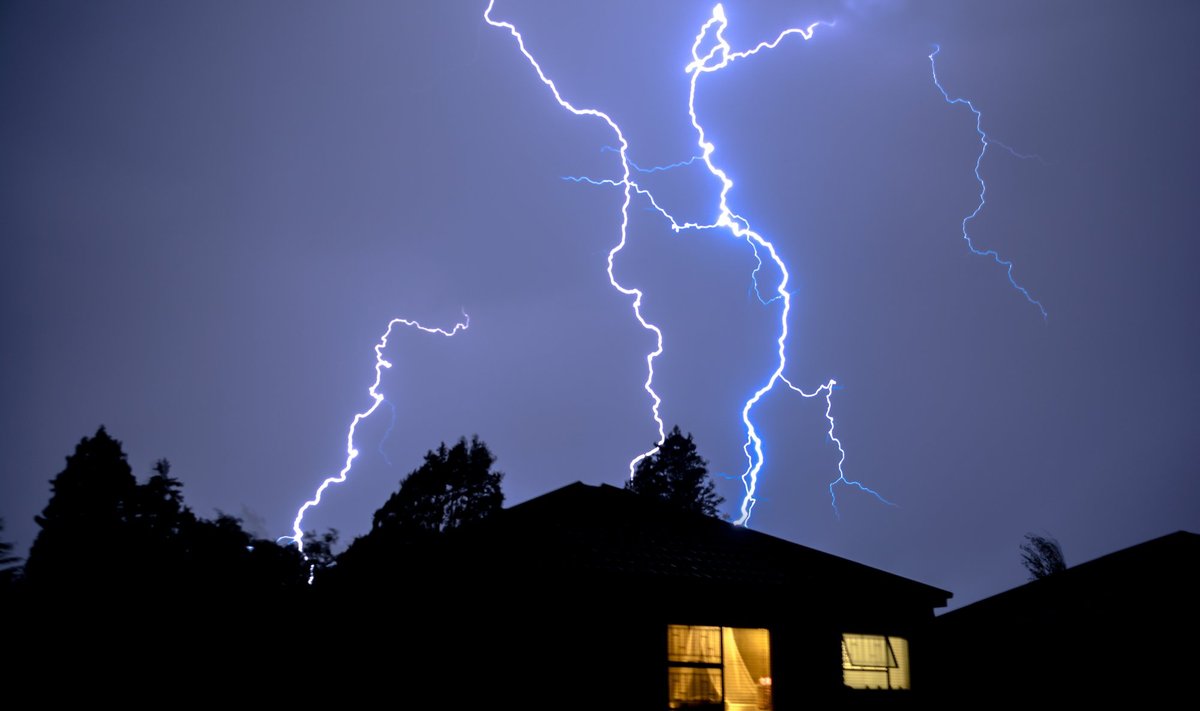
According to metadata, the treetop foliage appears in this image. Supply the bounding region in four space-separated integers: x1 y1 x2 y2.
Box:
1020 532 1067 580
625 425 724 518
21 426 308 593
372 435 505 537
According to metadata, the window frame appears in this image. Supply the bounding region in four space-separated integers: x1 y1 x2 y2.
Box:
840 632 911 691
666 624 773 710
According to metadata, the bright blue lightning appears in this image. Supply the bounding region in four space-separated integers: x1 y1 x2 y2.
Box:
284 314 468 581
281 5 1049 561
683 5 892 524
277 4 1068 584
929 45 1048 320
509 1 893 524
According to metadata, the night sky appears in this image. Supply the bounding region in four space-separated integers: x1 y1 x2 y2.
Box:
3 0 1198 609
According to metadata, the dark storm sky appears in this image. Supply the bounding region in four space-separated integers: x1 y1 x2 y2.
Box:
3 0 1197 608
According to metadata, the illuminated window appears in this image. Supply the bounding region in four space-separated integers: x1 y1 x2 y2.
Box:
841 634 910 690
667 625 773 710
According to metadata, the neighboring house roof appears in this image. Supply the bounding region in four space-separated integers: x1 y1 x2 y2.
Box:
929 530 1199 703
935 530 1199 626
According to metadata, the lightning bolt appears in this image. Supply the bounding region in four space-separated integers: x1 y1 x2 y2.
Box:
275 5 1051 585
683 5 892 524
495 1 893 524
283 314 468 581
485 0 666 478
929 45 1048 320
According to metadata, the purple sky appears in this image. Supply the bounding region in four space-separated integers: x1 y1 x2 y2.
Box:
3 0 1197 608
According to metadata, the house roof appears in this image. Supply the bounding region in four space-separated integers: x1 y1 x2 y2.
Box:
455 481 951 608
936 529 1199 624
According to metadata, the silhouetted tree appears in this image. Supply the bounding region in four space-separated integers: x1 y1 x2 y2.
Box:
185 512 306 591
626 426 724 518
24 426 140 587
1021 532 1067 580
128 458 197 582
25 426 308 594
372 435 505 536
137 459 192 535
331 437 504 587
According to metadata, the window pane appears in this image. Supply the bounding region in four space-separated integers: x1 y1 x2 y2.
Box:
842 634 910 691
668 667 722 707
668 625 721 664
724 627 772 710
666 626 773 710
844 634 895 667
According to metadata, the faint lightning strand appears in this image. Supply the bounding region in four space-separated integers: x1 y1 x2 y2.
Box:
780 376 893 518
284 313 468 581
745 238 782 305
988 137 1051 165
485 0 666 477
599 145 704 174
929 45 1048 320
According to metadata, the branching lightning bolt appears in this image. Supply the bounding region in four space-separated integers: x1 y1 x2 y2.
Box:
485 0 666 478
497 1 893 524
929 45 1048 320
272 5 1055 587
283 314 468 581
277 6 1049 562
683 5 892 524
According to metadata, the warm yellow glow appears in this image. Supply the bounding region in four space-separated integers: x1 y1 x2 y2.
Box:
841 634 910 690
669 624 722 664
668 625 772 710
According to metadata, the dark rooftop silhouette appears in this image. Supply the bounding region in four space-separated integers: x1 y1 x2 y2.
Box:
482 481 951 606
930 530 1199 704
